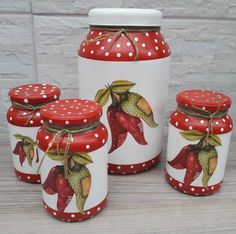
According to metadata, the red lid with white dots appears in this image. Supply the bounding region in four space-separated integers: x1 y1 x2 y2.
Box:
40 99 102 127
176 90 231 113
8 84 61 105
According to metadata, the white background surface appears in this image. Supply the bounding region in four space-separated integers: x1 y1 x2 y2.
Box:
0 0 236 143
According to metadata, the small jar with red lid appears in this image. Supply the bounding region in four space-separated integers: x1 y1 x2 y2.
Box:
78 8 171 174
37 99 108 222
7 83 61 183
165 89 233 196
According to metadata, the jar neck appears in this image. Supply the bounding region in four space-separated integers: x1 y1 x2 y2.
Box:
43 121 101 135
177 105 228 119
90 25 161 32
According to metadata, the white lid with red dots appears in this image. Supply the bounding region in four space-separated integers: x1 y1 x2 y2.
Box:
40 99 102 127
177 90 231 113
89 8 162 27
8 84 61 105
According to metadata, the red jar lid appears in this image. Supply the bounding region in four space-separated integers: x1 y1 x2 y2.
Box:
177 90 231 113
8 84 61 105
78 30 171 61
40 99 102 127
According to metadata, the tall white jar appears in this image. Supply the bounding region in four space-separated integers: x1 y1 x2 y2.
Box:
78 8 171 174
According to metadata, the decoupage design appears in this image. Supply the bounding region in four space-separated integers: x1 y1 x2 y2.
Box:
13 134 39 166
94 80 158 153
168 130 220 188
42 149 92 214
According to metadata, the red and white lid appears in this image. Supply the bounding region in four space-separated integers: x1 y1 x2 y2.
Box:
88 8 162 27
40 99 102 127
8 84 61 105
177 90 231 113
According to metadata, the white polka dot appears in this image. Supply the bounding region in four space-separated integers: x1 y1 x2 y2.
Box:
95 133 99 138
222 118 226 122
130 165 134 168
117 166 121 169
152 160 155 163
65 121 69 125
142 163 146 167
175 122 178 126
154 39 158 43
220 128 224 132
162 40 165 45
107 38 112 43
29 120 34 124
191 188 195 191
226 115 229 119
86 145 90 149
211 186 214 190
36 112 40 117
200 120 204 124
110 170 114 174
90 50 94 54
179 183 183 187
183 191 187 194
148 52 152 56
189 126 193 130
45 136 49 140
141 43 146 47
145 32 149 36
71 214 75 218
185 118 189 122
195 194 199 196
116 44 121 48
27 176 31 180
83 119 87 123
155 46 158 50
43 95 47 98
97 207 101 211
202 107 206 110
24 98 28 103
216 121 219 125
206 128 209 132
53 212 57 216
90 31 94 35
127 42 131 46
134 37 139 42
202 188 205 192
44 205 47 209
128 52 133 57
102 139 105 144
163 49 166 53
230 124 232 129
37 180 41 183
105 52 109 56
101 46 105 50
170 177 173 181
96 41 100 45
174 112 178 116
155 32 159 36
82 48 85 52
49 119 53 123
116 53 121 58
9 117 13 121
87 211 90 215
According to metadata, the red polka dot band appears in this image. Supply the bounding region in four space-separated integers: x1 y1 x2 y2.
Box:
43 196 108 222
15 169 41 184
108 154 160 175
165 171 223 196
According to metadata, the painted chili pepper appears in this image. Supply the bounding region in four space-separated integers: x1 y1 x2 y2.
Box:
13 142 26 166
43 166 64 195
68 165 91 214
184 151 202 186
116 110 148 145
56 174 74 212
107 106 128 153
22 144 34 167
198 146 218 188
168 145 193 169
121 92 158 128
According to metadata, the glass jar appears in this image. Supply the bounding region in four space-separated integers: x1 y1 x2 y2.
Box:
7 83 61 183
165 89 233 195
78 8 171 174
37 99 108 221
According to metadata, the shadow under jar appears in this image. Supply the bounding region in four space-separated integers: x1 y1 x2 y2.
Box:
78 8 171 175
7 83 61 183
165 89 233 196
37 99 108 222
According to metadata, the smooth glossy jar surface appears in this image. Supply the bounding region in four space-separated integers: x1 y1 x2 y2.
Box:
7 83 61 183
165 90 233 196
78 8 171 174
37 99 108 221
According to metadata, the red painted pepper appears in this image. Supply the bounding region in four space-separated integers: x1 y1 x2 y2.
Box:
107 106 128 153
168 145 192 169
116 110 147 145
56 174 74 212
13 142 26 166
43 166 63 195
184 151 202 186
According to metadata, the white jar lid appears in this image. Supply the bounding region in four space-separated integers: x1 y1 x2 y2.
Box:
88 8 162 27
